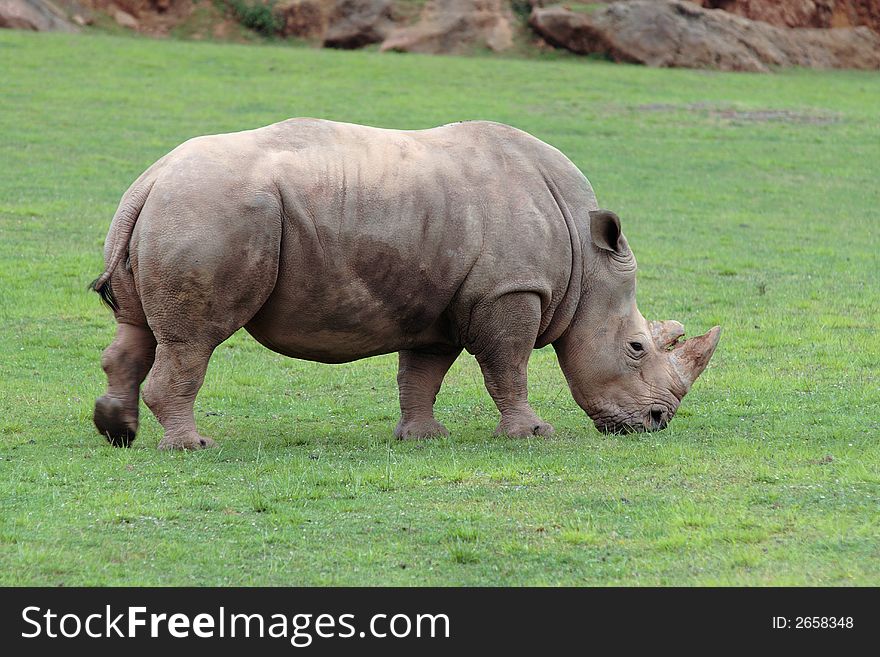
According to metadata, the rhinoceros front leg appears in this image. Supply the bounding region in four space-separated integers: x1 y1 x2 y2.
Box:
394 347 461 439
469 293 554 437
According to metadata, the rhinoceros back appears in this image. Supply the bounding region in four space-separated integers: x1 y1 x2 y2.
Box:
189 119 591 362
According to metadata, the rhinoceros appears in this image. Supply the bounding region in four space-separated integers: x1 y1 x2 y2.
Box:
91 119 720 450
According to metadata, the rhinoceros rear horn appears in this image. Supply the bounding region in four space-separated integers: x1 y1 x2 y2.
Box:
669 326 721 392
650 320 685 349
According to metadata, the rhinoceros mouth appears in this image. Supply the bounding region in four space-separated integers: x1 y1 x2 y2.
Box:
595 419 672 434
589 399 675 434
595 422 644 435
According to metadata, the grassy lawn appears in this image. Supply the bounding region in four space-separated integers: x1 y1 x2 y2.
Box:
0 30 878 586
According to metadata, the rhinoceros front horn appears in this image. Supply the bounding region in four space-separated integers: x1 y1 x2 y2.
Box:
668 326 721 392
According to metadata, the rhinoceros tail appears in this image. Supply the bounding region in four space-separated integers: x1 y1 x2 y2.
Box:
90 176 156 311
89 276 118 312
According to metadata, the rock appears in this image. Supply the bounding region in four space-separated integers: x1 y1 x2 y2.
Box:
694 1 880 34
113 7 137 28
274 0 329 39
72 0 194 36
526 0 880 34
841 0 880 33
529 0 880 71
380 0 515 54
696 0 833 28
323 0 392 48
0 0 79 31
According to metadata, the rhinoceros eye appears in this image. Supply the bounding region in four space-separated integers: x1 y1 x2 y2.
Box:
629 341 644 352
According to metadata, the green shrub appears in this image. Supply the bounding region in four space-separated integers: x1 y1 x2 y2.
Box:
224 0 283 36
510 0 531 22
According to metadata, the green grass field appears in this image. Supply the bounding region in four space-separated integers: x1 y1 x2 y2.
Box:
1 30 878 585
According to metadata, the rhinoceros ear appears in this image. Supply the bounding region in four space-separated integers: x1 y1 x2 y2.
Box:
589 210 622 252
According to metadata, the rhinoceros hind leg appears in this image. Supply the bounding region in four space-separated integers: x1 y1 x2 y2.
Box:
142 342 219 451
469 293 555 438
394 347 461 440
94 323 156 447
140 295 275 450
135 204 281 450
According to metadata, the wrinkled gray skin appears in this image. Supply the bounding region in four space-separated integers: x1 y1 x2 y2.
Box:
92 119 720 450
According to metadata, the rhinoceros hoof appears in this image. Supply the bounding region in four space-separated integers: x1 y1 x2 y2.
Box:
394 418 449 440
94 396 136 447
157 432 217 451
495 418 555 438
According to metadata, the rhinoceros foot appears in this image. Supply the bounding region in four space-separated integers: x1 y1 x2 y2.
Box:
94 396 136 447
394 417 449 440
495 415 555 438
157 432 217 451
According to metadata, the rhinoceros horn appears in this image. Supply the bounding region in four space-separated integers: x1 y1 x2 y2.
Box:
650 319 686 349
667 325 721 393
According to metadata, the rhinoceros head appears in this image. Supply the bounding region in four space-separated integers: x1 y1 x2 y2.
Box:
554 210 720 433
